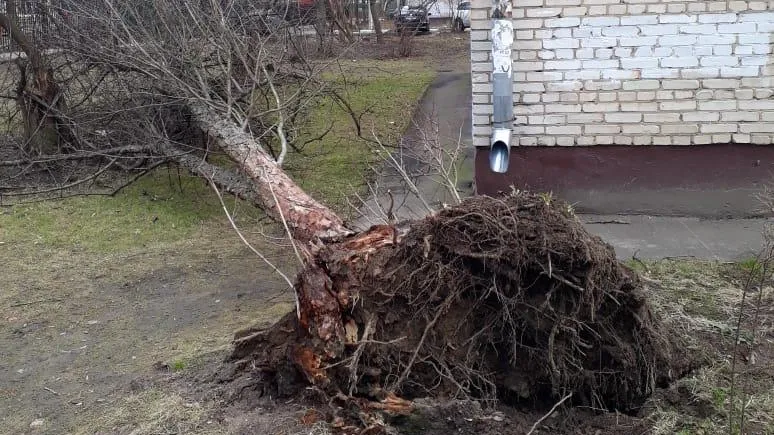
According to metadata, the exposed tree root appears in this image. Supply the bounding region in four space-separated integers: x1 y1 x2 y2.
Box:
230 192 689 423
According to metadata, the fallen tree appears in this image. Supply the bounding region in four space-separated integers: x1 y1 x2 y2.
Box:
226 179 683 420
0 2 686 428
184 106 685 424
118 97 683 421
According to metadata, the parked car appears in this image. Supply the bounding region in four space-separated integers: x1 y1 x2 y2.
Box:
453 1 470 32
393 5 430 34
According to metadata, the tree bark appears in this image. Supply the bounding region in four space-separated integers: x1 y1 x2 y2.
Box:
187 102 352 245
327 0 354 43
158 142 265 206
313 0 330 52
368 0 383 43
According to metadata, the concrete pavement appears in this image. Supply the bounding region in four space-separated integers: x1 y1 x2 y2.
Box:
581 215 768 261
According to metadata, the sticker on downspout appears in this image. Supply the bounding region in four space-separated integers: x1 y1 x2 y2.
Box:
491 20 513 77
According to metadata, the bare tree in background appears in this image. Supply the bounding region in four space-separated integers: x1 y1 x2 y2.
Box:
368 0 384 43
0 0 69 155
2 0 365 213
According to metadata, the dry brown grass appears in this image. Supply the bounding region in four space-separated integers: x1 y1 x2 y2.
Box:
634 260 774 435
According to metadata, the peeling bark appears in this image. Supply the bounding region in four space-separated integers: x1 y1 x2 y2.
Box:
291 224 399 385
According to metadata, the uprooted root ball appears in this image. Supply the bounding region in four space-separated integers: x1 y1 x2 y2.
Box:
232 192 685 412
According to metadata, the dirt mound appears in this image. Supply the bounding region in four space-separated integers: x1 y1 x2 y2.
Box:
231 192 684 415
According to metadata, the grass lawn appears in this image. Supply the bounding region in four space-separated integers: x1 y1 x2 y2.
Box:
0 60 434 253
284 59 435 213
625 260 774 435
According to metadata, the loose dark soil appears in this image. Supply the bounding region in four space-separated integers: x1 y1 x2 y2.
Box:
131 258 773 435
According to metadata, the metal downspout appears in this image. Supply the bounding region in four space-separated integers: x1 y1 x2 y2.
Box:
488 2 513 173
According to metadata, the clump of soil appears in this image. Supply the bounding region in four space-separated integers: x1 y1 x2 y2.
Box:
232 192 687 417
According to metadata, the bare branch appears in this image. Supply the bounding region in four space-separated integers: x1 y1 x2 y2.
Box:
0 145 153 166
526 393 573 435
207 177 299 318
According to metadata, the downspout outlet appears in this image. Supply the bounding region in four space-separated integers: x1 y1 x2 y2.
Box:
489 128 511 173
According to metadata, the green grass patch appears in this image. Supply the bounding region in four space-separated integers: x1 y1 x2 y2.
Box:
0 169 261 253
171 359 187 372
641 260 774 435
729 256 770 283
284 60 434 212
626 259 735 320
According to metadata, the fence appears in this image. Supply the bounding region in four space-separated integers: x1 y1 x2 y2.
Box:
0 0 73 53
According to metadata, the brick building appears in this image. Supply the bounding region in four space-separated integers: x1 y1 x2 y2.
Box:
471 0 774 217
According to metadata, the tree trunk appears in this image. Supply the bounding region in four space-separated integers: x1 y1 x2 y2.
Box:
0 8 66 156
397 26 415 57
368 0 383 43
4 0 16 49
313 0 330 53
327 0 354 43
187 102 352 245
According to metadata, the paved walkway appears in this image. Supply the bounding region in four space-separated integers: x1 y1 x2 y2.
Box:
352 67 473 228
355 68 771 261
581 215 769 261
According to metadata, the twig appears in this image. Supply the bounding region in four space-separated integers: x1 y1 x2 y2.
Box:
262 64 289 166
389 297 448 392
348 315 375 395
43 387 60 396
526 392 573 435
737 252 771 434
630 250 649 273
540 269 585 293
10 298 63 307
0 159 117 197
386 189 395 223
0 145 153 166
728 250 764 430
371 129 434 216
108 161 166 197
207 177 299 318
265 168 306 268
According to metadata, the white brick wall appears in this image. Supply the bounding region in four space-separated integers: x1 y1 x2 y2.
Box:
470 0 774 147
